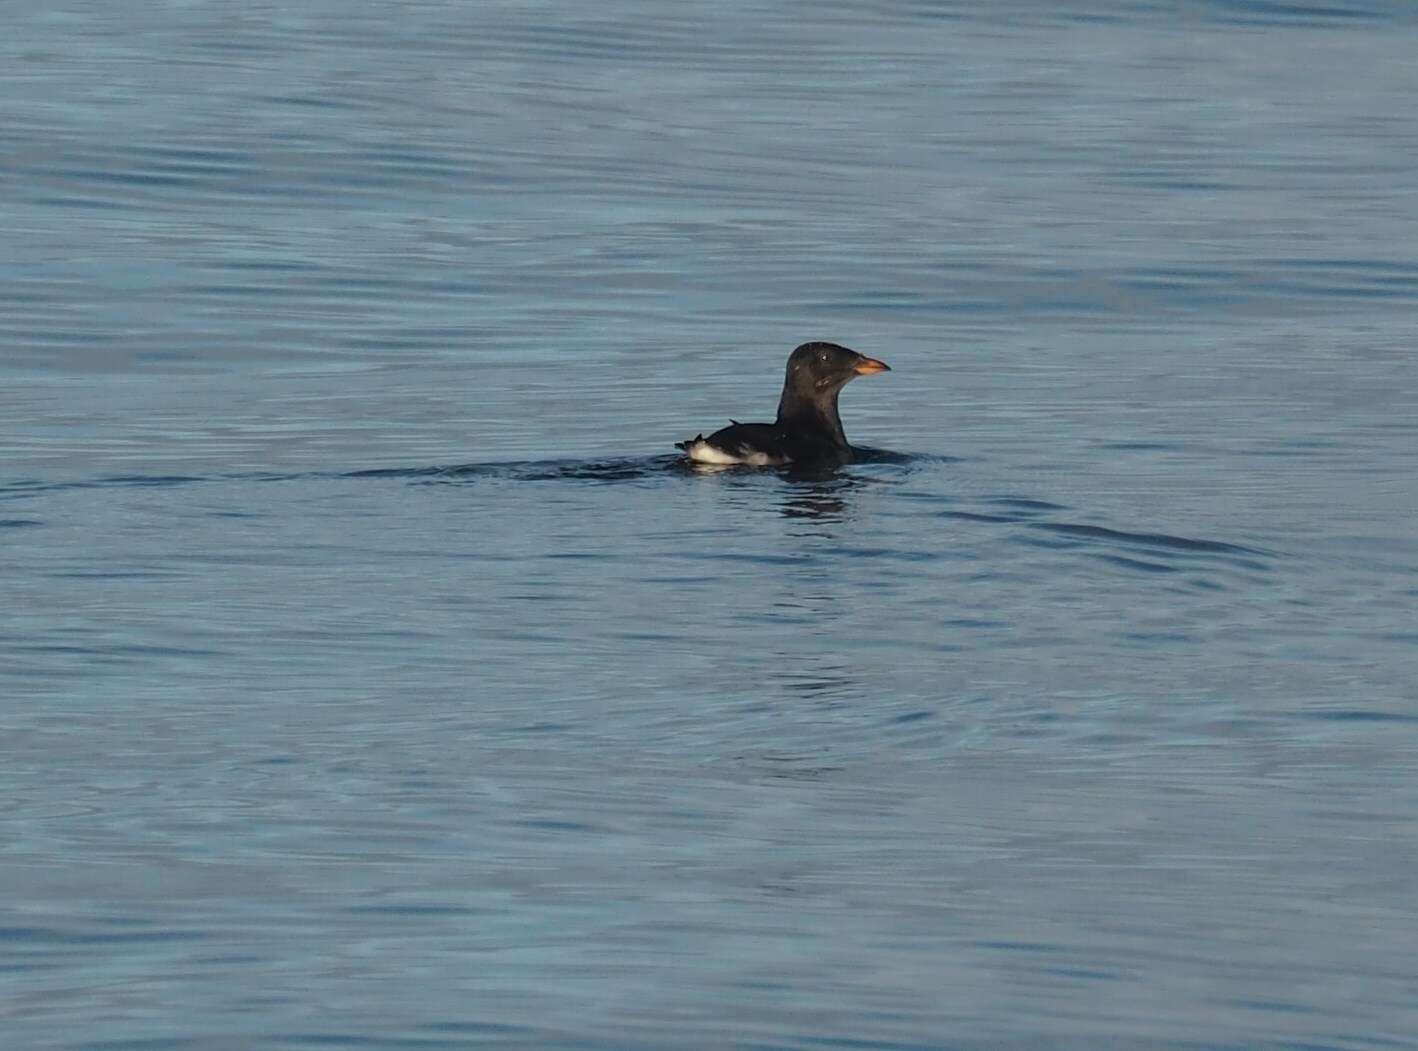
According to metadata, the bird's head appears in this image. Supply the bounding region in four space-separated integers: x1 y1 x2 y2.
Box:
784 342 890 400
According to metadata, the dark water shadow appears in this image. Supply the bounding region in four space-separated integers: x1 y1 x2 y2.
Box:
0 454 1280 579
855 445 957 466
344 447 946 486
346 454 686 484
0 449 938 500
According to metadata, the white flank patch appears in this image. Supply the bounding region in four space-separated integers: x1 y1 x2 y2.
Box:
684 440 785 467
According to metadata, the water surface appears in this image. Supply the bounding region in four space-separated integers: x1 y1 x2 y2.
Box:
3 2 1418 1049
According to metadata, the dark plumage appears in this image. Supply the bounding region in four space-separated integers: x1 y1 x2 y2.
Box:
676 342 890 467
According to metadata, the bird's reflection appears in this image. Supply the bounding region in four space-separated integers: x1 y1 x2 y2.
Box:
777 467 869 522
779 485 849 521
683 446 912 524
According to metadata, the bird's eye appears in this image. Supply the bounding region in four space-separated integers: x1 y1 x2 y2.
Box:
819 352 829 363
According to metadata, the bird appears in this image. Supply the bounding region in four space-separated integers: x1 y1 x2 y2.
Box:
676 342 890 467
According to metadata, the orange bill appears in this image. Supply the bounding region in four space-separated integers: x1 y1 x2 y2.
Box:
853 356 891 374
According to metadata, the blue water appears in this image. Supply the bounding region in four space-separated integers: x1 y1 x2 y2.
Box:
4 3 1418 1049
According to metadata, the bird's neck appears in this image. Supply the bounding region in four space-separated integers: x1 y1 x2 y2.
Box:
776 388 848 447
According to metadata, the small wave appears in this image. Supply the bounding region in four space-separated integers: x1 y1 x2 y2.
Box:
1031 521 1265 557
345 455 683 484
1203 0 1391 28
1017 520 1277 584
0 474 215 500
